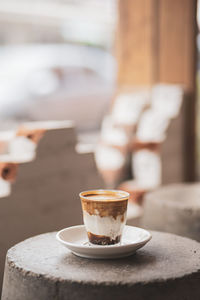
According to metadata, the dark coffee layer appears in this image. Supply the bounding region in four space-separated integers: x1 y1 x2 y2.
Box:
80 190 129 219
81 199 127 219
88 232 121 245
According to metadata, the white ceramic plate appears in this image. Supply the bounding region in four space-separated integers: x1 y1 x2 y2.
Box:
56 225 152 259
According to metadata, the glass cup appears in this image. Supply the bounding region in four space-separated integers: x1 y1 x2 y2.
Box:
79 189 129 245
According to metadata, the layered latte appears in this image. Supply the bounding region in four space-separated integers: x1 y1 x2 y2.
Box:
80 190 129 245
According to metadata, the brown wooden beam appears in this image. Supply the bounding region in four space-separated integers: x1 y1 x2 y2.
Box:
116 0 159 86
158 0 197 181
116 0 197 181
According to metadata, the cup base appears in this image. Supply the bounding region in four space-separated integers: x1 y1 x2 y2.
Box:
87 232 121 246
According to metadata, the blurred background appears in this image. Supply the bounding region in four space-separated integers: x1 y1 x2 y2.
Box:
0 0 198 183
0 0 116 132
0 0 198 198
0 0 200 292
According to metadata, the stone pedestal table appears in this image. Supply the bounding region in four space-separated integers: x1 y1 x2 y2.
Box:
2 231 200 300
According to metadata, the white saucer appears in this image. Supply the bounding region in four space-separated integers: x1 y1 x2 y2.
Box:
56 225 152 259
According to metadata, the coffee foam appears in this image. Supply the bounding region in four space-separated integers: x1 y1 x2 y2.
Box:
85 195 119 201
84 192 128 201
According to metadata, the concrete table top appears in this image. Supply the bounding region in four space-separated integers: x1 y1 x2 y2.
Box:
2 231 200 300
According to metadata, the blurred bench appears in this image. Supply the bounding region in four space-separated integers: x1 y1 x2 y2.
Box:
0 120 104 289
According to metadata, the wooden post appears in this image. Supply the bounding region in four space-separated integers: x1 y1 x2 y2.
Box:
116 0 159 86
116 0 197 181
158 0 197 181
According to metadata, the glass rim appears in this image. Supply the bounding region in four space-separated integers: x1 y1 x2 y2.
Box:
79 189 130 201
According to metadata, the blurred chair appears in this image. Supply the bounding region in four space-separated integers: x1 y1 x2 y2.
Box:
0 120 104 290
